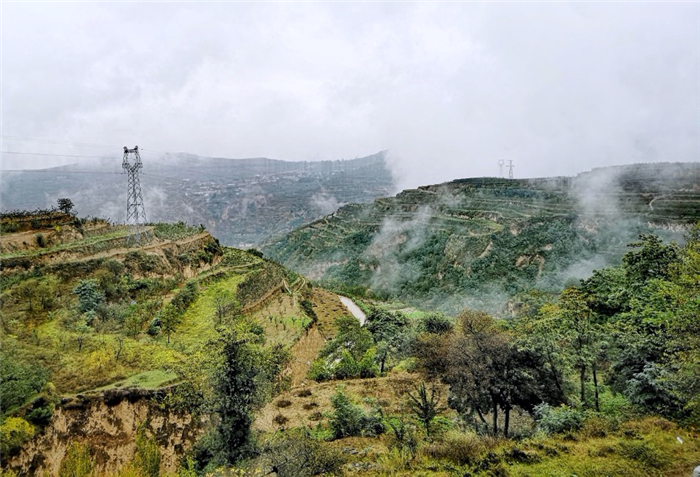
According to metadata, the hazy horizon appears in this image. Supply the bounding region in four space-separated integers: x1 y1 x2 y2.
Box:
2 2 699 190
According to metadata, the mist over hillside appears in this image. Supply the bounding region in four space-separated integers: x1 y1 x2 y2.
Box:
262 162 700 315
1 151 394 247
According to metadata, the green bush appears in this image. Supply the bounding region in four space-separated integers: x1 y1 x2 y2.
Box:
0 354 49 414
59 442 94 477
73 279 105 314
534 404 586 435
133 425 161 477
0 417 35 458
329 388 384 439
421 314 453 334
308 360 331 382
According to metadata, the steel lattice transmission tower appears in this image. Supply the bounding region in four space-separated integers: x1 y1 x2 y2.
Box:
507 160 515 180
122 145 148 243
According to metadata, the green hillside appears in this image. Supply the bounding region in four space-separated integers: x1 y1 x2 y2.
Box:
0 209 351 472
263 162 700 314
2 202 699 476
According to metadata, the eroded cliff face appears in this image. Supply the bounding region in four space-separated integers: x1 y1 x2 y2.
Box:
5 389 203 476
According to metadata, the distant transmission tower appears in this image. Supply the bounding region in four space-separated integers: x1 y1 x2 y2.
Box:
507 160 515 180
122 145 148 244
498 158 505 178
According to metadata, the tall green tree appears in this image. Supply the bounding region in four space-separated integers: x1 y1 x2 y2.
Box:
209 328 262 465
548 287 604 411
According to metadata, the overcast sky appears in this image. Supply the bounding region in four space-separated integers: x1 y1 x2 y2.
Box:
2 2 699 189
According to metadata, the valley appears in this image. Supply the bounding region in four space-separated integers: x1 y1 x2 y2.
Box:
1 152 394 248
1 162 699 476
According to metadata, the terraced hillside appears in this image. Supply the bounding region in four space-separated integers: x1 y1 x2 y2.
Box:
263 162 700 314
1 151 394 247
0 211 354 475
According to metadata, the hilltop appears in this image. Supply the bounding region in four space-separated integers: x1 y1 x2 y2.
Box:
0 151 394 248
262 162 700 314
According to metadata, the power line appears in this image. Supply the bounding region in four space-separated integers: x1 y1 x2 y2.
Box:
1 135 123 150
2 151 116 158
2 169 121 174
1 136 168 155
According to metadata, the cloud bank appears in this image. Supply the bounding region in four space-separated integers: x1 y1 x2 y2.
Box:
2 3 698 189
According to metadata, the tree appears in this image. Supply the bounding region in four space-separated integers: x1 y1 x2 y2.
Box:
434 310 559 437
73 280 105 314
74 319 92 352
158 305 180 343
366 309 410 374
209 328 261 465
623 234 679 286
549 287 603 410
213 290 236 325
57 198 75 215
406 382 446 438
442 311 512 435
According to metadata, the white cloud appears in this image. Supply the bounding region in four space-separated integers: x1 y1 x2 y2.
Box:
2 3 698 187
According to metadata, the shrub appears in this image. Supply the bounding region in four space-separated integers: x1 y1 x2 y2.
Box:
73 279 105 314
302 402 319 410
0 417 35 458
133 425 161 477
300 299 317 323
421 314 453 334
296 389 313 397
256 431 346 477
421 431 494 466
0 354 49 414
273 414 289 426
35 233 46 247
534 403 586 435
59 442 94 477
276 399 292 408
329 388 384 439
308 360 331 382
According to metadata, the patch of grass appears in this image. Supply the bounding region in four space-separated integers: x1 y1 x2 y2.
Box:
92 370 177 392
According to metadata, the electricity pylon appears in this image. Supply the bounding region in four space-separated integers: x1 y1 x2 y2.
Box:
498 159 505 178
508 160 515 180
122 145 148 244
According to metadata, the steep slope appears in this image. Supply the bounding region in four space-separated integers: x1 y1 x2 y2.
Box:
263 162 700 314
0 212 355 475
1 152 394 247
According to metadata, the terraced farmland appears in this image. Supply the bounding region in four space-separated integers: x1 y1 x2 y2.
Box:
263 162 700 314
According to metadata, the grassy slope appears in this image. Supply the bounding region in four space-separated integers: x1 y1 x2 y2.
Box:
0 219 320 398
263 163 700 314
